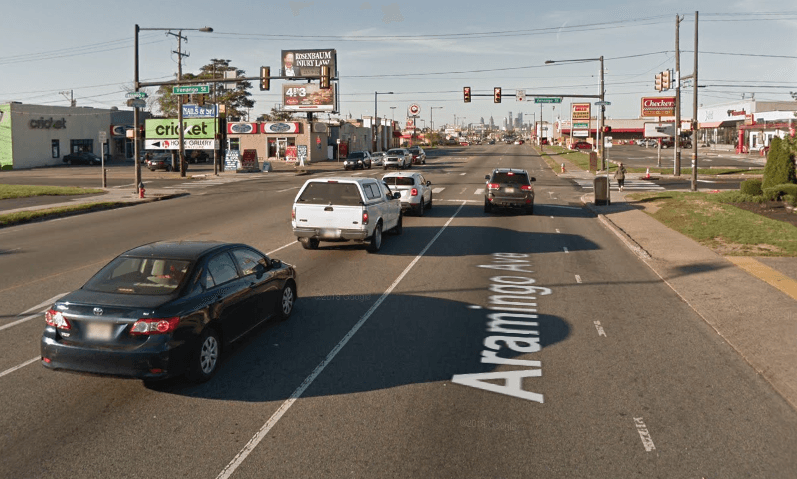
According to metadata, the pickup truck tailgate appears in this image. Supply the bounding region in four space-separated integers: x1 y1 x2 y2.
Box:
293 204 363 229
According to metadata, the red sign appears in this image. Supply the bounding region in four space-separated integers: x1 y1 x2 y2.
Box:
241 149 258 169
571 103 591 120
286 145 298 162
640 97 676 117
227 122 258 134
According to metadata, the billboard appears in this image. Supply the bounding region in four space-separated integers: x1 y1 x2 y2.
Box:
283 83 336 112
571 103 591 121
640 97 676 117
281 49 337 79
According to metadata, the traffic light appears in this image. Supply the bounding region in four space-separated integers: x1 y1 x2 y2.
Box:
661 70 671 90
494 87 502 103
603 126 612 133
655 73 663 91
464 86 471 103
320 65 330 89
260 66 270 91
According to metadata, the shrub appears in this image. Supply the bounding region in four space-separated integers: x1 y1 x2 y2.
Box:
784 194 797 207
712 191 767 204
763 137 797 189
739 178 763 196
763 183 797 201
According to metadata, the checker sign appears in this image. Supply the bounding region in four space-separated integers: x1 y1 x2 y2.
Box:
408 103 421 118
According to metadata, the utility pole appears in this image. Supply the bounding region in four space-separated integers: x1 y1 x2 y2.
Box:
171 31 189 177
691 11 699 191
674 14 683 176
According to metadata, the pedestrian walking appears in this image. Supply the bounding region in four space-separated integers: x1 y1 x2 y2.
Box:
614 162 627 191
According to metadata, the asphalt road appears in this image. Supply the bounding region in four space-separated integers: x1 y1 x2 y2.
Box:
2 144 795 478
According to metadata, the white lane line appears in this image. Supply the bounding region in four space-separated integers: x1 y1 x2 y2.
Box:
21 293 69 315
555 229 561 233
575 274 582 283
276 186 300 193
432 187 446 194
0 357 39 379
474 188 484 195
459 187 467 194
440 199 480 204
0 313 42 332
267 241 298 256
460 173 467 176
634 417 656 451
593 320 606 336
216 202 467 479
563 247 569 254
697 179 717 183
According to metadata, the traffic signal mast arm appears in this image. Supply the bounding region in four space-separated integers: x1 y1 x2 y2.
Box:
137 72 334 89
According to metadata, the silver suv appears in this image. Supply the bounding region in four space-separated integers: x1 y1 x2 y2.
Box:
484 168 536 215
383 148 411 170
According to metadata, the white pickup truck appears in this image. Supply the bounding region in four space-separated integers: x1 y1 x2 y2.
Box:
292 177 403 252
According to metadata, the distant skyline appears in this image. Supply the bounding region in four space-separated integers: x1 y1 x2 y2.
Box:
2 1 796 124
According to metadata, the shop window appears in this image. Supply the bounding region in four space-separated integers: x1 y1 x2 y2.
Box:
70 139 93 154
229 138 240 151
51 140 60 158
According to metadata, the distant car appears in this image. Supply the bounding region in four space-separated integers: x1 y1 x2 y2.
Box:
459 140 470 146
63 151 102 166
539 138 548 145
408 146 426 165
371 151 386 167
146 152 173 171
344 151 372 170
484 168 536 215
40 241 297 383
488 139 496 145
571 141 593 151
382 171 433 216
515 139 525 145
638 139 657 147
384 148 411 169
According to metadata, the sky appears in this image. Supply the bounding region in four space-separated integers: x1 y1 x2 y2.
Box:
2 0 796 128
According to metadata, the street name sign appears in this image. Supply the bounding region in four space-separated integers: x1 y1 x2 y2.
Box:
125 92 148 99
126 98 147 108
594 101 612 106
535 97 562 104
173 85 210 95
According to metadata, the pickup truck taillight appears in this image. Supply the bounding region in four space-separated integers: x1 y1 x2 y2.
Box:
362 211 369 225
411 188 418 196
292 207 296 220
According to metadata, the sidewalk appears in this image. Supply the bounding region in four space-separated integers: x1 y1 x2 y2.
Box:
541 146 797 410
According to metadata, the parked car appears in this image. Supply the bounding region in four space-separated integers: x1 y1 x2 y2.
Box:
382 171 433 216
459 140 470 146
146 152 173 171
515 139 525 145
571 141 593 151
384 148 411 169
63 151 102 166
539 138 548 145
40 241 297 383
484 168 536 215
408 146 426 165
638 139 657 147
292 177 402 252
344 151 372 170
371 151 386 167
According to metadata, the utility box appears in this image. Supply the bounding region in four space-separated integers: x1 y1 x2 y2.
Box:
589 152 598 172
594 176 610 205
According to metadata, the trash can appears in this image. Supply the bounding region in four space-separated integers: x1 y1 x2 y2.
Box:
594 176 610 205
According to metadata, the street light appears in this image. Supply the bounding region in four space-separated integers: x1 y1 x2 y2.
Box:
374 91 393 152
390 106 396 122
134 25 213 186
430 106 443 132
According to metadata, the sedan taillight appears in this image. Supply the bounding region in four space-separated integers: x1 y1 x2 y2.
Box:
487 183 500 189
411 188 418 196
130 317 180 336
521 185 533 191
45 309 71 330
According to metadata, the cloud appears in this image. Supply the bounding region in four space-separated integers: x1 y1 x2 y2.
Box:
360 2 372 9
381 3 404 24
288 1 314 17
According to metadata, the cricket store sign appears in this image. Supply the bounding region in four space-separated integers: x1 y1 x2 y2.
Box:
640 97 676 117
145 118 218 139
30 117 67 129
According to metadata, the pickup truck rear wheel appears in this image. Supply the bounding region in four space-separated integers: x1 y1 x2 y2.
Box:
390 213 403 235
366 223 382 253
299 237 319 250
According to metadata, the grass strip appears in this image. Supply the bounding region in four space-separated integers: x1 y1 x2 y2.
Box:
0 202 128 228
627 191 797 256
0 184 104 200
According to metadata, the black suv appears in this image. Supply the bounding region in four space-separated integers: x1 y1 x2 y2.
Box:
484 168 536 215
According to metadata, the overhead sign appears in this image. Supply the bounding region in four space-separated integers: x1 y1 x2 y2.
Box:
261 122 301 134
408 104 421 118
535 97 562 104
571 103 591 121
516 90 526 102
227 122 258 134
644 122 675 138
281 49 337 79
127 98 146 108
145 139 218 150
145 118 218 139
125 92 148 99
173 85 210 95
641 96 676 117
283 83 336 112
182 104 218 118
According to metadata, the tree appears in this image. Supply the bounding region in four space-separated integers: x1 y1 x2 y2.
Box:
154 59 255 119
257 106 297 122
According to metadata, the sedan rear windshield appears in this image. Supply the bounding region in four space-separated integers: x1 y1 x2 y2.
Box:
386 149 404 155
297 182 363 206
348 152 365 159
491 172 529 184
83 257 192 295
382 176 415 186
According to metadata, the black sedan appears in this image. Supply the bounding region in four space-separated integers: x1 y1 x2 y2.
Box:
63 151 102 165
41 241 297 383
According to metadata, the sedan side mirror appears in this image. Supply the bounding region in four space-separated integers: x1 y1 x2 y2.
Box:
393 192 401 199
530 177 536 182
484 175 490 180
426 181 431 186
270 258 282 269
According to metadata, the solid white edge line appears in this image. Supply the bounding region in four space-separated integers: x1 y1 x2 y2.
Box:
0 357 39 379
267 241 298 256
21 292 69 315
0 313 42 332
216 201 467 479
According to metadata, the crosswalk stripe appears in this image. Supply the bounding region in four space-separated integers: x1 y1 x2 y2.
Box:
572 178 664 191
432 187 446 193
474 188 484 195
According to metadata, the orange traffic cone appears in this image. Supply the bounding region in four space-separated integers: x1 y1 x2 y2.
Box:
644 168 651 180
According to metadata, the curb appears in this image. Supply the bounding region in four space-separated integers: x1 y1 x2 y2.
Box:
580 193 652 260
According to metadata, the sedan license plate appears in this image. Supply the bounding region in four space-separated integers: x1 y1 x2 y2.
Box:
504 187 515 193
84 322 114 341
